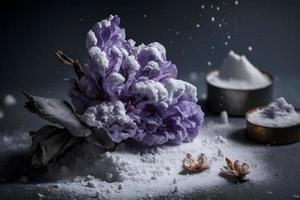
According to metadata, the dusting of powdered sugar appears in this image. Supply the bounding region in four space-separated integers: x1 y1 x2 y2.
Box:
164 78 198 104
247 97 300 127
0 129 31 151
132 80 169 103
88 47 109 76
38 123 269 199
0 121 271 199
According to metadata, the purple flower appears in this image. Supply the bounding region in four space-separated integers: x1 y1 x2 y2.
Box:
70 15 204 146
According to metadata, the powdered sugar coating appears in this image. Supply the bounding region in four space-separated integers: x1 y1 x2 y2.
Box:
81 101 136 142
69 15 204 145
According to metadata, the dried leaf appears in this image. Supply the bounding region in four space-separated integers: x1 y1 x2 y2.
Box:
23 92 92 137
30 125 78 168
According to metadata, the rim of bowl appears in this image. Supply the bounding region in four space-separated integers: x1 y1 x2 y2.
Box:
206 69 273 92
245 107 300 129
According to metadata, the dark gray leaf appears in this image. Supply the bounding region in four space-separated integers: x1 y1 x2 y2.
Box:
23 92 92 137
30 125 78 168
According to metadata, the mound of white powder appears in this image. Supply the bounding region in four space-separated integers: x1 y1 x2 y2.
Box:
207 50 271 90
0 118 270 199
247 97 300 127
42 124 268 199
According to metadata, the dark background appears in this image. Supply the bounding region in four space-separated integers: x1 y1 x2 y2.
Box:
0 1 300 199
0 0 299 131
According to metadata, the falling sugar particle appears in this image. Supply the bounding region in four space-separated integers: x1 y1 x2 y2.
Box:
227 35 231 40
176 31 180 35
216 6 220 11
235 0 239 5
224 41 228 45
218 24 222 28
210 5 214 8
211 45 215 50
201 5 205 9
189 72 198 82
208 61 212 66
211 17 215 22
3 94 17 106
196 24 200 28
143 14 147 18
248 46 253 51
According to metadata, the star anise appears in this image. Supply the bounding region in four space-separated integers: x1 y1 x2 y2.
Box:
181 153 209 174
220 157 250 182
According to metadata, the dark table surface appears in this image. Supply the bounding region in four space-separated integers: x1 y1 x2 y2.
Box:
0 115 299 200
0 0 299 199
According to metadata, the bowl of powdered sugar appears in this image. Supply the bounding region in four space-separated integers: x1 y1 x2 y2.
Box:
246 97 300 144
206 50 273 116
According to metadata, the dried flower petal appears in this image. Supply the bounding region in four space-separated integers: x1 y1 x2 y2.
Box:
220 157 250 182
182 153 209 174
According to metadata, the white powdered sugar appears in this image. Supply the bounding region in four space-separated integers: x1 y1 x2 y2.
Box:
132 80 168 103
0 121 270 199
147 42 167 60
144 61 160 77
81 101 134 132
124 55 140 71
40 123 268 199
88 47 109 76
207 50 271 90
93 15 115 30
105 72 125 86
135 42 166 64
165 78 198 104
111 46 124 58
247 97 300 127
86 30 98 49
